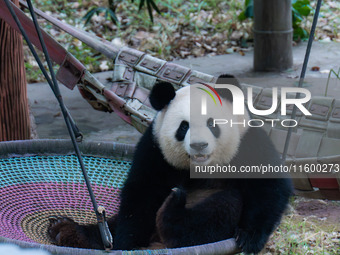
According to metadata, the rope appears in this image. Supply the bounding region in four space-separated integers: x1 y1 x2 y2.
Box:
3 0 113 249
281 0 323 162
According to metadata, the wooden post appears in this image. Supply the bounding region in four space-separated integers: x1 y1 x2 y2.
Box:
0 0 31 141
253 0 293 71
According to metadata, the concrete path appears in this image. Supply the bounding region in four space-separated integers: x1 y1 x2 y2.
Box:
28 41 340 143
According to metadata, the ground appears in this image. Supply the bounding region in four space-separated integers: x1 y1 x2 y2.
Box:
24 0 340 83
264 197 340 254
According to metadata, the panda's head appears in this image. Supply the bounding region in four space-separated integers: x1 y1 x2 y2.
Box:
150 75 249 169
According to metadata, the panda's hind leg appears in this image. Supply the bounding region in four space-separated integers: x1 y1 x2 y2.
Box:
47 215 117 249
156 188 242 248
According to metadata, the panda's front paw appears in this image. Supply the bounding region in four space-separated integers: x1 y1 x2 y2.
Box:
48 217 89 248
236 228 268 254
156 187 186 223
167 187 187 209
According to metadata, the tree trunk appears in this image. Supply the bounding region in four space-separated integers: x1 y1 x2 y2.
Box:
253 0 293 71
0 0 30 141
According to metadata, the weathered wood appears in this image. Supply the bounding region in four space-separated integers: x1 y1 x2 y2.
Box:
0 0 30 141
253 0 293 71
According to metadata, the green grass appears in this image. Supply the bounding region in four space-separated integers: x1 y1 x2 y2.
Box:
258 197 340 254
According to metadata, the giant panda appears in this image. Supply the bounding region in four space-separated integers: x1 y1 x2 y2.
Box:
48 75 292 254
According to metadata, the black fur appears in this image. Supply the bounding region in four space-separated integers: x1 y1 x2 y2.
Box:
47 75 292 254
48 216 117 249
149 81 176 110
175 120 189 141
215 74 242 102
207 117 220 138
156 187 242 248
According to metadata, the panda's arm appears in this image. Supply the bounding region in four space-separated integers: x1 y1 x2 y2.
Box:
155 188 242 248
236 178 292 254
114 179 171 250
113 126 177 250
233 128 293 253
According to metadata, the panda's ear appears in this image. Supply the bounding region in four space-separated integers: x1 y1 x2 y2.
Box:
215 74 241 102
149 81 176 110
216 74 241 88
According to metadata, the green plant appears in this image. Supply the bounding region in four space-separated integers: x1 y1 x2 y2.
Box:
325 67 340 96
131 0 161 23
238 0 312 41
83 0 161 26
238 0 253 21
292 0 312 40
25 62 42 82
83 0 118 26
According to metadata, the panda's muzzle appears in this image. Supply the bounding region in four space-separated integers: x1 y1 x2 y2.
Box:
189 143 210 163
190 142 208 151
192 154 210 163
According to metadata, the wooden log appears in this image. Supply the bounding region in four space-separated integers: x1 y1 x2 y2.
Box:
0 0 30 141
253 0 293 71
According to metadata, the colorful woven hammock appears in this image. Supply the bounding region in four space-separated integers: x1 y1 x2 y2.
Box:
0 139 239 255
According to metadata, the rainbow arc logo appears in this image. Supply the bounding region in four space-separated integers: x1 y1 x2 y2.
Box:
197 83 222 106
197 83 222 115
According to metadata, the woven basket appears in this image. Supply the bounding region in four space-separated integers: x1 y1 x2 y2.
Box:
0 139 239 255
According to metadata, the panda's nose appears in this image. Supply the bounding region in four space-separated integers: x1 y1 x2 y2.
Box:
190 142 208 151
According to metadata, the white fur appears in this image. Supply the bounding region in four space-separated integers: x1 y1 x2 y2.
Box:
153 85 249 169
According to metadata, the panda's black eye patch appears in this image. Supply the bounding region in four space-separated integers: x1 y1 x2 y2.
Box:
207 118 220 138
175 121 189 141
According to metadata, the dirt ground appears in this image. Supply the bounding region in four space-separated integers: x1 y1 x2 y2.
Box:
295 198 340 230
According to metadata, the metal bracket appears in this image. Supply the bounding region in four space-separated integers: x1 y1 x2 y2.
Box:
332 107 340 119
118 48 144 66
77 70 111 112
309 104 330 116
56 53 85 90
123 66 135 81
158 63 190 83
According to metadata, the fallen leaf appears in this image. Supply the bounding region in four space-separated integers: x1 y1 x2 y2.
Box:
99 60 109 71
